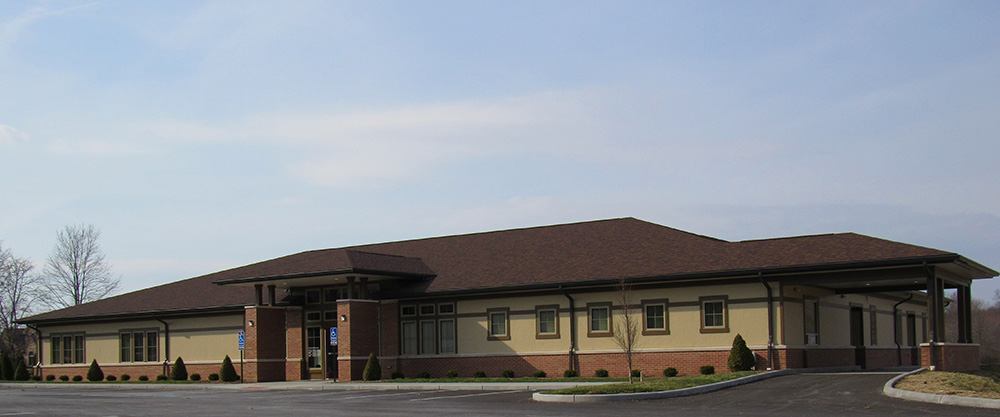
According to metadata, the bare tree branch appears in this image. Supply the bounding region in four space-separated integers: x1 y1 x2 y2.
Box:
613 276 640 383
0 242 40 356
40 224 120 309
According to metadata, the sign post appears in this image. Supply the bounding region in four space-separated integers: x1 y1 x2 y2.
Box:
238 331 245 383
330 327 338 346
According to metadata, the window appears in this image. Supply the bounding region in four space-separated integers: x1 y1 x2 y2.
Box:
869 305 878 346
439 319 456 354
51 333 85 364
306 311 321 322
146 332 158 362
420 320 436 354
535 305 558 339
588 303 612 337
324 288 339 303
306 327 322 368
324 311 338 322
487 308 509 340
438 303 455 315
120 333 131 362
401 305 417 317
306 289 321 304
642 299 669 335
700 296 728 333
401 322 418 355
419 304 435 316
906 312 917 346
133 333 145 362
804 298 819 344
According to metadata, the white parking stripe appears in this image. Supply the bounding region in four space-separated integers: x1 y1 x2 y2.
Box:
408 390 523 402
336 391 426 401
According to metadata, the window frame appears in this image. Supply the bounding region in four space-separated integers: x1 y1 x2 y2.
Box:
869 305 878 346
419 319 437 355
439 319 456 354
587 302 613 337
437 303 455 315
535 305 559 339
50 332 86 364
700 296 729 334
305 289 322 305
641 299 669 336
400 321 418 355
487 308 510 340
306 326 322 369
324 288 339 304
323 310 338 322
419 304 435 316
400 305 417 318
305 311 322 322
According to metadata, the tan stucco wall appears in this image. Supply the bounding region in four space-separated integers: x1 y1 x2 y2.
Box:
38 313 244 367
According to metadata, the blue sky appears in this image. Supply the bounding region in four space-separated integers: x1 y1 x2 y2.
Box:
1 1 999 302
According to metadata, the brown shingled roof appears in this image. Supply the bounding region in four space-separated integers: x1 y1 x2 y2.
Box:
21 217 970 323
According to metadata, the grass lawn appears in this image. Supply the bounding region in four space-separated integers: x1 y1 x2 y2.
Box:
895 365 1000 399
382 377 628 383
542 371 759 395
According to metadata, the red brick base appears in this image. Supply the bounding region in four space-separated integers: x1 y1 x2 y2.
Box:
922 343 981 372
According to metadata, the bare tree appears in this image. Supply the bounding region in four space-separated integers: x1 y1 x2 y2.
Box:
40 224 120 309
0 243 39 356
613 276 640 383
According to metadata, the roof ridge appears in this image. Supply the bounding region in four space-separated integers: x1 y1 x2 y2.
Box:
737 232 844 243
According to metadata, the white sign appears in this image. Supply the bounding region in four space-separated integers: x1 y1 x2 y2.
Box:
238 330 245 350
330 328 338 346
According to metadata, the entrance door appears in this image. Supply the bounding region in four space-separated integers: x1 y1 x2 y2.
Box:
850 306 866 368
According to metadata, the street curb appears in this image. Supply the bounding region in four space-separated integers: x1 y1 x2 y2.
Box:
531 366 862 403
0 381 610 392
882 368 1000 409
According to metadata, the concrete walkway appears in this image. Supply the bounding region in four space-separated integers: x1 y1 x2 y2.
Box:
0 379 613 391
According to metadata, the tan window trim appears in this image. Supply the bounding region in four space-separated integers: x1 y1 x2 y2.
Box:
535 304 560 339
641 298 669 336
487 308 510 341
587 302 613 338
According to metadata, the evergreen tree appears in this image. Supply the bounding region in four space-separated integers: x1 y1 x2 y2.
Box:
219 355 240 382
170 357 188 381
87 360 104 382
727 334 756 371
0 352 11 380
14 358 30 381
362 353 381 381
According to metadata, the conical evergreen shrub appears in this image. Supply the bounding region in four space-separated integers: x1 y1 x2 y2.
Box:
170 357 188 381
14 358 31 381
727 334 756 371
219 355 240 382
87 360 105 382
362 353 381 381
0 352 12 380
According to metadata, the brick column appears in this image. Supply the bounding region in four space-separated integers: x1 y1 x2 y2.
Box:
244 306 287 382
379 301 399 377
337 300 380 381
285 307 305 381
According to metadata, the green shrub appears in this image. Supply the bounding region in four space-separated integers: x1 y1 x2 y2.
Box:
473 371 486 378
220 355 239 382
170 357 188 381
156 375 168 381
727 334 756 371
72 375 83 382
208 373 220 381
138 375 149 381
563 369 578 378
87 360 105 382
106 375 117 381
58 375 69 381
190 373 201 381
46 375 55 381
700 365 715 375
501 369 515 378
14 359 30 381
391 371 405 379
595 369 609 378
120 374 130 381
663 367 678 377
446 370 458 378
31 375 42 381
630 369 642 378
417 371 431 379
0 352 12 380
362 353 381 381
533 370 546 378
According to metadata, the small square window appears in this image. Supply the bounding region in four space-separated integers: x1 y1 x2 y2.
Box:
700 296 729 333
535 305 559 339
324 311 338 322
438 303 455 315
642 299 669 336
401 305 416 317
306 289 321 304
419 304 435 316
324 288 339 303
306 311 321 322
588 305 611 335
487 308 509 340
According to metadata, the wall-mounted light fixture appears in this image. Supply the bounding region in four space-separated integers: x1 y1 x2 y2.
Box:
249 320 255 327
340 315 347 322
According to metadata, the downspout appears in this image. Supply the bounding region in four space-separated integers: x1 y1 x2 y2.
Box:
893 293 913 366
26 324 41 377
758 273 774 370
153 315 170 376
560 286 577 373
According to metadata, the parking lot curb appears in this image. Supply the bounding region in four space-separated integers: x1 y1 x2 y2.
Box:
882 368 1000 409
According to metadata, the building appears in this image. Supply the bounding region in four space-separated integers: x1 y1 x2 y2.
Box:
19 218 996 381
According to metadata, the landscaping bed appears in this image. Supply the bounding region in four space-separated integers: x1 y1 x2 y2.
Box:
542 371 759 395
895 365 1000 399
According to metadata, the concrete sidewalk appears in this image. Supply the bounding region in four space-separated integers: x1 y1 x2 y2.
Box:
0 379 614 391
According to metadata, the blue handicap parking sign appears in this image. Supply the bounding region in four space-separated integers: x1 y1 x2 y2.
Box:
238 330 245 350
330 328 338 346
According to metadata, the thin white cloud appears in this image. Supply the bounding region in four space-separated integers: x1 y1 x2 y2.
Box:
0 2 104 53
0 124 28 144
46 139 159 156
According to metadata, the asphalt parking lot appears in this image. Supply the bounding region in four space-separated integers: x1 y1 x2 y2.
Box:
1 372 997 416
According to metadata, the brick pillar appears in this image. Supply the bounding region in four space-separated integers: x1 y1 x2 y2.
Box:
285 307 305 381
337 300 380 381
379 301 399 377
244 306 287 382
